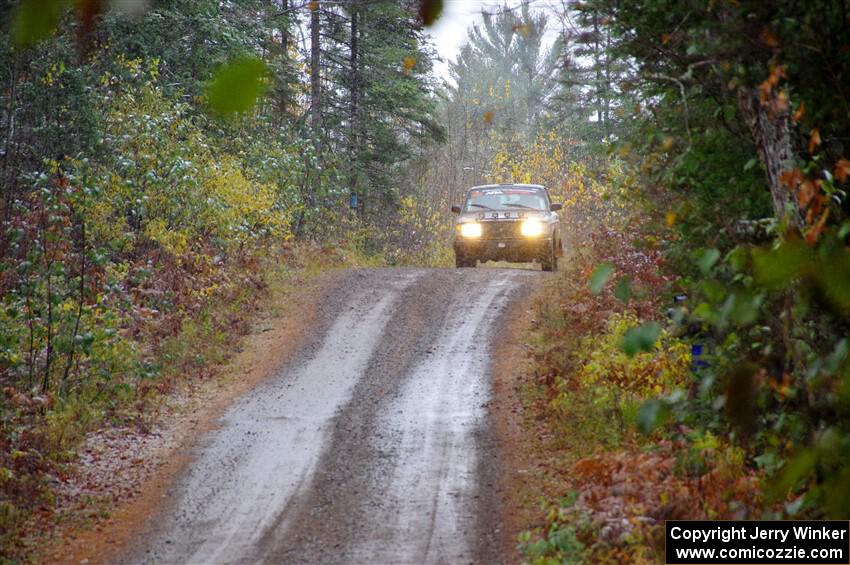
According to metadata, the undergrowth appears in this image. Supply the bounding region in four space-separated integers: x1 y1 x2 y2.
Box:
0 240 394 561
518 224 763 564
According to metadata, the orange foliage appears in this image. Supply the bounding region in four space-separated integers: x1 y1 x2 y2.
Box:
758 64 786 108
808 128 821 154
565 441 763 556
835 158 850 183
781 167 831 244
759 28 780 49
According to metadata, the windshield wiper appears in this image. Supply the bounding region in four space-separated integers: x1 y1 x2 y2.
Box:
503 203 537 209
468 203 496 211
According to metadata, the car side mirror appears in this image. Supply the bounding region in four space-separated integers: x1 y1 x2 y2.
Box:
550 203 563 211
451 205 462 214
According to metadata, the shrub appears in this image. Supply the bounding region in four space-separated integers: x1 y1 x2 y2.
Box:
550 312 690 442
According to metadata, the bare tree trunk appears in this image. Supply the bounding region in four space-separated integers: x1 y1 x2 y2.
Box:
526 65 533 134
309 0 322 207
42 262 53 395
603 26 611 134
593 14 602 128
63 220 86 391
736 87 802 231
276 0 290 124
349 0 359 212
280 0 289 54
2 53 19 221
310 2 322 145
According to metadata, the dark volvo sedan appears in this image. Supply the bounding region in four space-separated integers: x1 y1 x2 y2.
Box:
451 183 563 271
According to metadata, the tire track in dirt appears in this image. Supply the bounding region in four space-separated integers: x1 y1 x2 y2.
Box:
121 267 542 564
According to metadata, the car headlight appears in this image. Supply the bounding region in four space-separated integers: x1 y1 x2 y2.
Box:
520 220 544 237
460 222 482 238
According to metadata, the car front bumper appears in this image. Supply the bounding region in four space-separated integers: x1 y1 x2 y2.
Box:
454 237 553 263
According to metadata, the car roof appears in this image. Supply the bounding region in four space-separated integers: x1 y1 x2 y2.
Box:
467 183 548 192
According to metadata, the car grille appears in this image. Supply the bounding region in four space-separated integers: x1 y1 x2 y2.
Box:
480 220 522 239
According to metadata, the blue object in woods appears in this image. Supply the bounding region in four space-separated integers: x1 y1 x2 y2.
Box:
691 343 709 371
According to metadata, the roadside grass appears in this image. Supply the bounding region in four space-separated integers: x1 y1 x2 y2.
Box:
510 251 624 563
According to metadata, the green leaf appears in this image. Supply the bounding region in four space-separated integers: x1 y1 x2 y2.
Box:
824 338 849 373
717 292 762 330
726 246 748 272
206 56 270 116
692 302 715 323
769 449 816 501
620 322 661 357
614 277 631 303
12 0 69 48
815 240 850 311
696 248 721 274
743 158 758 171
701 279 726 304
752 238 812 290
754 452 780 473
637 399 670 434
589 262 613 295
729 291 763 325
559 490 579 508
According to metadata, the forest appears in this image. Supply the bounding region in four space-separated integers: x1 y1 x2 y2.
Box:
1 0 850 562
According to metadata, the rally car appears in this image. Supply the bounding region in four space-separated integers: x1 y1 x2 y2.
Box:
451 183 563 271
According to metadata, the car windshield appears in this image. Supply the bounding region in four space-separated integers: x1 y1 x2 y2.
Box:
465 187 548 211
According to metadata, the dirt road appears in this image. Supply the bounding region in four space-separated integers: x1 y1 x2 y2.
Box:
121 267 540 564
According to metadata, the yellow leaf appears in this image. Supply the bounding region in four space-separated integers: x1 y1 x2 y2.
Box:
403 56 416 72
665 211 677 227
774 90 789 113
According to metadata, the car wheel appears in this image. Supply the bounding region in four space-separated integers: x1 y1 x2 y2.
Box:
455 255 475 268
541 243 558 272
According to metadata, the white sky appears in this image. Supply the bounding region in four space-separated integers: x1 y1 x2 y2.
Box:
423 0 504 81
423 0 562 83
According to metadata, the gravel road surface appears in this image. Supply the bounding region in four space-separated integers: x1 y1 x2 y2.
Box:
122 267 539 565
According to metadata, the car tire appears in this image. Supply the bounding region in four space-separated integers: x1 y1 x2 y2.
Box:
541 243 558 272
455 255 475 268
